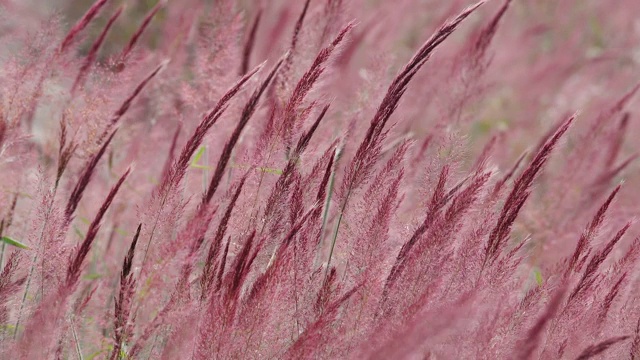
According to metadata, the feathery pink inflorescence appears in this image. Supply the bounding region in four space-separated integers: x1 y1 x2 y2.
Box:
65 130 117 220
160 63 264 195
59 0 110 53
66 168 131 289
110 223 141 360
71 6 124 93
202 56 284 205
117 1 164 67
485 114 575 265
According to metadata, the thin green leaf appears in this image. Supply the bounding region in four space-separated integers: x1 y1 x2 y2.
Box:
191 146 206 166
0 236 30 250
83 273 102 280
85 350 105 360
115 227 129 237
257 167 283 175
74 226 86 239
533 268 543 286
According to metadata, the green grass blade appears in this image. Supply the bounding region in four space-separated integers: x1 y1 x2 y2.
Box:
0 236 30 250
191 145 206 166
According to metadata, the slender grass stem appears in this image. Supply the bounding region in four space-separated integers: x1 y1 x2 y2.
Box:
323 188 349 286
321 146 347 290
140 192 168 273
0 242 5 270
71 316 84 360
315 148 339 267
14 186 57 339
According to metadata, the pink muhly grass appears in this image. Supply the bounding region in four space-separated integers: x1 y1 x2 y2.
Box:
66 167 131 290
575 336 630 360
331 1 486 287
468 0 511 70
484 114 575 266
0 119 6 150
110 223 141 360
631 318 640 359
598 272 627 322
13 168 130 357
518 287 566 359
567 222 631 304
71 6 124 93
98 62 166 142
240 9 262 76
202 56 284 205
200 177 246 297
275 0 311 96
117 1 164 69
354 1 486 157
276 22 353 154
55 118 78 188
263 103 330 224
58 0 110 53
64 130 117 221
159 63 263 195
139 63 266 272
3 0 640 359
0 253 25 325
566 185 622 275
